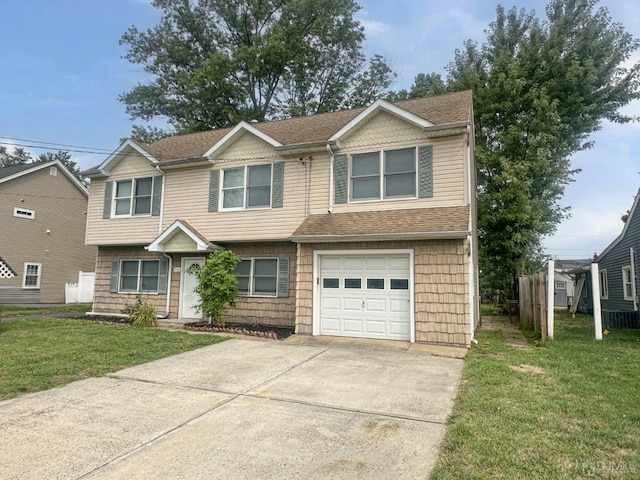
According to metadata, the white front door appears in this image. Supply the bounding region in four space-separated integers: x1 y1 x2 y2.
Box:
319 254 411 340
180 257 205 319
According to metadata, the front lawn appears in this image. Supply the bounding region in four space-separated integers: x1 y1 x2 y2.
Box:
431 310 640 480
0 304 92 317
0 318 227 401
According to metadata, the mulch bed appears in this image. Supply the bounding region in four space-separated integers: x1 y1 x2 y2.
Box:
184 322 294 340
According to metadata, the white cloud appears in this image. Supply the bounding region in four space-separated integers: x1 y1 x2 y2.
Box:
359 18 392 36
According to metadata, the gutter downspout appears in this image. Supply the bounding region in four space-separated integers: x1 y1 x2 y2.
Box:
466 124 476 344
631 247 637 311
154 165 165 235
327 144 334 213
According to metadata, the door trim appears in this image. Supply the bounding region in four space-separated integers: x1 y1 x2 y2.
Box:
312 249 415 343
179 257 205 319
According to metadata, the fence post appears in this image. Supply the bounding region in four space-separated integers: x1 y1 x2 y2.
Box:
591 263 603 340
547 260 554 339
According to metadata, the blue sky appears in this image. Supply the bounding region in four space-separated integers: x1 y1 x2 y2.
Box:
1 0 639 260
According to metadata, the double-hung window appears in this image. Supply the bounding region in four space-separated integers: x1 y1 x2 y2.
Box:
351 148 416 201
234 258 279 296
222 165 272 210
120 260 160 293
622 266 634 301
114 177 153 216
23 262 42 289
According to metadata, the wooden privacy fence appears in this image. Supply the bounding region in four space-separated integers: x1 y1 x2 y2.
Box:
518 271 548 342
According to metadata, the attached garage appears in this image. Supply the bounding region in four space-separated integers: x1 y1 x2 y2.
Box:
314 251 414 341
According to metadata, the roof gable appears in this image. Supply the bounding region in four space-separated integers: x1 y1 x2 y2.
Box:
96 139 158 175
204 121 282 159
329 99 434 142
147 219 220 252
0 160 88 196
598 188 640 262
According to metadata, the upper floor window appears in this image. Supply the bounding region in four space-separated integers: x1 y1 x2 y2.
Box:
23 262 42 289
114 177 153 216
622 266 634 301
351 147 416 201
222 164 272 210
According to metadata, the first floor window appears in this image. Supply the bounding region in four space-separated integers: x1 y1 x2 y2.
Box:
600 270 608 299
23 262 42 288
234 258 279 296
622 266 634 301
120 260 160 293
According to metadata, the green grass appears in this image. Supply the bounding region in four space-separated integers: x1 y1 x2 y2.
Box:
0 318 227 400
431 310 640 480
480 303 503 316
0 304 92 317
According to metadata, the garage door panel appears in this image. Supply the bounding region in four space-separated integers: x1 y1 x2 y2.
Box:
319 254 412 341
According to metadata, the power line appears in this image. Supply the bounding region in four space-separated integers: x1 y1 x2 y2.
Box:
0 136 116 153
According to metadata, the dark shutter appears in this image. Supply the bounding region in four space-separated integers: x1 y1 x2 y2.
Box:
151 176 163 216
208 170 220 212
110 260 119 293
272 162 284 208
158 258 169 294
277 257 290 298
103 181 113 219
334 154 348 204
418 145 433 198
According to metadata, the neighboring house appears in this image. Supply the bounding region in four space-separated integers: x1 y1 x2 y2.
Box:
553 259 591 308
0 161 97 304
82 91 480 346
573 189 640 328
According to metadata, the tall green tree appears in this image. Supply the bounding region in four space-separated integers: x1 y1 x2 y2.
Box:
120 0 396 133
0 147 33 167
445 0 640 296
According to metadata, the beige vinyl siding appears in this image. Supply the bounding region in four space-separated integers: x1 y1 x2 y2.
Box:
0 167 96 303
162 162 307 242
85 180 162 246
309 136 467 215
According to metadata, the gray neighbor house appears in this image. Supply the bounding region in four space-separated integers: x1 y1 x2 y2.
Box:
0 160 97 304
574 188 640 328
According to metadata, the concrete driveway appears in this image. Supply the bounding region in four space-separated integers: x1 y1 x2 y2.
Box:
0 338 464 479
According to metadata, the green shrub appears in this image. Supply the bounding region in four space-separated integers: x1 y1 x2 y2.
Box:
123 295 157 327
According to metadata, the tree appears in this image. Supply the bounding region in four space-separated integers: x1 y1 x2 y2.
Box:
0 146 33 167
387 72 447 102
119 0 396 133
445 0 640 297
127 125 173 145
187 250 242 326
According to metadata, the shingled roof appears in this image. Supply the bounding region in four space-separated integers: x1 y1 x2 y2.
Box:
140 90 473 162
291 206 470 242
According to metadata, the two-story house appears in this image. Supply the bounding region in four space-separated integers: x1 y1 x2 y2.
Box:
0 160 97 304
83 91 479 347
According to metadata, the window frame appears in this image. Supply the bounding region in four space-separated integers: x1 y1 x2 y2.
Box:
22 262 42 289
349 147 417 202
118 259 161 294
599 269 608 299
234 257 280 297
220 164 273 211
13 207 35 220
112 177 154 217
622 266 634 301
555 281 566 290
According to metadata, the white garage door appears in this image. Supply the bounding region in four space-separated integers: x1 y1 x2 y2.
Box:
319 254 411 340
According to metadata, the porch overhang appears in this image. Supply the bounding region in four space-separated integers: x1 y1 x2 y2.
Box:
146 219 221 253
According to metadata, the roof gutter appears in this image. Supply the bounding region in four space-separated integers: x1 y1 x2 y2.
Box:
275 140 339 152
290 230 471 243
